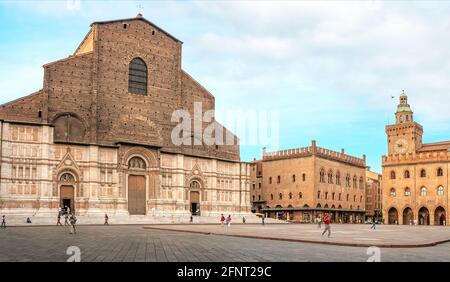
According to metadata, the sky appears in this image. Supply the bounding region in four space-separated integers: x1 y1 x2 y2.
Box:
2 1 450 173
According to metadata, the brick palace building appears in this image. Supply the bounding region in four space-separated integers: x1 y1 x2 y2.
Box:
250 141 367 223
0 15 252 223
383 92 449 225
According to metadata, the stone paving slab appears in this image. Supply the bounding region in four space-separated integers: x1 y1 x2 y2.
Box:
144 223 450 247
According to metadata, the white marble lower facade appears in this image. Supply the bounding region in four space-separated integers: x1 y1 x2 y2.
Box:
0 121 252 222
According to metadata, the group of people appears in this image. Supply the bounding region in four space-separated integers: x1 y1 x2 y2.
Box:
56 206 77 234
220 214 233 227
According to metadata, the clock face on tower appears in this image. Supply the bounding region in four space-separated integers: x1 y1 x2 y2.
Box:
394 138 408 154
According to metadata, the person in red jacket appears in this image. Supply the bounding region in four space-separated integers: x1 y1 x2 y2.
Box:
321 213 331 237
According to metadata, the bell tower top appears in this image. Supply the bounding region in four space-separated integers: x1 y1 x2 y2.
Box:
395 90 413 124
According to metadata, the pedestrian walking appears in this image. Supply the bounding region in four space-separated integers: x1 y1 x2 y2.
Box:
26 217 32 224
226 215 232 227
69 214 77 234
371 220 376 230
317 216 322 228
220 214 225 227
57 213 62 226
242 216 246 224
262 215 265 226
64 213 69 226
104 214 109 225
321 213 331 237
1 215 6 229
190 215 193 224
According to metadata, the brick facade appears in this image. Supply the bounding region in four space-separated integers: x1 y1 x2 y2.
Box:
251 141 367 223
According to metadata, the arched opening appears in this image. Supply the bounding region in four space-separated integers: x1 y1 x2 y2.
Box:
390 171 396 179
404 170 410 178
59 172 76 214
418 207 430 225
435 206 446 225
388 207 398 224
128 57 148 95
402 207 414 225
127 156 147 215
189 180 202 216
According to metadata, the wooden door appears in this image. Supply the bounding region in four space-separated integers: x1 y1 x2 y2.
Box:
128 175 146 215
60 185 75 213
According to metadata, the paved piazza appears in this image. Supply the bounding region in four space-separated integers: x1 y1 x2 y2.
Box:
1 224 450 262
145 223 450 247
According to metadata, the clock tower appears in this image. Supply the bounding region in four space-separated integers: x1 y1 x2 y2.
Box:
386 91 423 155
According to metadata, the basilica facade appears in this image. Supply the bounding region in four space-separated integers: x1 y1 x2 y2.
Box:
382 93 449 225
0 15 251 222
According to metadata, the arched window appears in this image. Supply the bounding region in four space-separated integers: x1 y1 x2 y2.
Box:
292 174 296 182
353 176 357 188
258 195 261 200
325 192 328 200
328 170 333 184
332 192 335 200
299 192 303 199
420 187 427 196
336 171 341 185
346 194 349 201
359 177 364 189
437 186 444 196
270 194 274 200
289 192 293 199
404 170 410 178
278 193 283 200
252 195 255 201
404 187 411 196
277 175 281 184
390 188 396 197
53 113 86 142
346 174 351 187
390 171 396 180
420 169 426 178
317 191 321 199
128 156 146 169
269 177 272 184
128 58 147 95
353 195 356 202
319 169 325 183
437 168 444 177
338 193 341 201
302 173 306 181
360 195 362 202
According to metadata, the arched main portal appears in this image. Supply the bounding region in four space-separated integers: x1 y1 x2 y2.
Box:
189 180 201 216
59 172 76 214
435 206 446 225
418 207 430 225
402 207 414 225
127 156 147 215
388 207 398 224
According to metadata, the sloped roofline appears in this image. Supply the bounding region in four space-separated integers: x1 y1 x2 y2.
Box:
91 16 183 44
